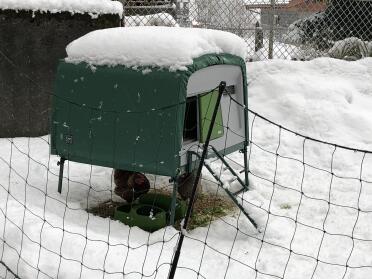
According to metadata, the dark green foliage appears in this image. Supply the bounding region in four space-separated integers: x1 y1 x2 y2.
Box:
289 0 372 50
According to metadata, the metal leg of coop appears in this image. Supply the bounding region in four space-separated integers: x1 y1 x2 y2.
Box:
57 158 66 194
169 177 179 226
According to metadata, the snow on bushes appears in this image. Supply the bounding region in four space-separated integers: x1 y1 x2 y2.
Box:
328 37 372 60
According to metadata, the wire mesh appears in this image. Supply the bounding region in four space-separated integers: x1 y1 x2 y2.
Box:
1 2 372 278
121 0 372 61
0 47 372 277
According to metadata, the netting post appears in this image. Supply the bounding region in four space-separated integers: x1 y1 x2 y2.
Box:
243 78 249 189
168 81 226 279
57 157 66 193
170 177 179 225
255 21 263 52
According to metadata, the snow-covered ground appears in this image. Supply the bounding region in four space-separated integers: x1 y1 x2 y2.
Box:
1 58 372 279
246 37 302 61
248 58 372 150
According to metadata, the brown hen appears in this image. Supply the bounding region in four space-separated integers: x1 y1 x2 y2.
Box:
114 169 150 203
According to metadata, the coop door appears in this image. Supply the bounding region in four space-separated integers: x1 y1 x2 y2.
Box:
183 96 198 143
199 89 224 143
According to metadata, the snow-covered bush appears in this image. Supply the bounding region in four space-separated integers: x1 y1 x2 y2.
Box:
328 37 372 60
283 12 330 50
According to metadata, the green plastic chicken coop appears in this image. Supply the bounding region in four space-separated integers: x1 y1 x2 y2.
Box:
51 53 249 225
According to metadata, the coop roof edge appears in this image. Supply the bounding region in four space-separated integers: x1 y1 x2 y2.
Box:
65 52 247 74
62 53 247 82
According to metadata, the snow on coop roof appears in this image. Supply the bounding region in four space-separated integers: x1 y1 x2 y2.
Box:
65 26 248 71
0 0 123 17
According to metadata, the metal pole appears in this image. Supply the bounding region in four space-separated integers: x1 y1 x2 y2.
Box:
268 0 275 59
169 177 178 225
242 67 250 191
168 81 226 279
57 158 66 193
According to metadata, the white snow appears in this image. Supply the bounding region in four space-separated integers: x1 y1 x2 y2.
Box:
245 35 320 61
247 38 302 61
248 57 372 150
65 27 248 71
0 0 123 17
1 58 372 278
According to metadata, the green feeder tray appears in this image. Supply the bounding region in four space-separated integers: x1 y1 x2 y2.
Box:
114 194 187 232
114 204 166 233
139 193 187 221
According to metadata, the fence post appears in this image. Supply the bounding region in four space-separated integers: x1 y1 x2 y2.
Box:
255 21 264 52
268 0 275 59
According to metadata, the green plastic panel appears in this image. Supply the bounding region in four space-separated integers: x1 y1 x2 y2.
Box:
51 53 248 177
51 63 185 176
199 89 224 143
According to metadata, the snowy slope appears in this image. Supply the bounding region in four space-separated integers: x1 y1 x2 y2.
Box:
65 27 248 71
248 58 372 150
1 58 372 279
0 0 123 16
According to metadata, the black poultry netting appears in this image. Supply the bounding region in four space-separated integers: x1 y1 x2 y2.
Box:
1 76 372 278
1 1 372 278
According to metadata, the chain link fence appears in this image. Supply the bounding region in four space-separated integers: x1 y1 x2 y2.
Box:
120 0 372 61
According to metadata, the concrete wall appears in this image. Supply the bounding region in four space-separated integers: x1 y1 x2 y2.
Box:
0 10 120 137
